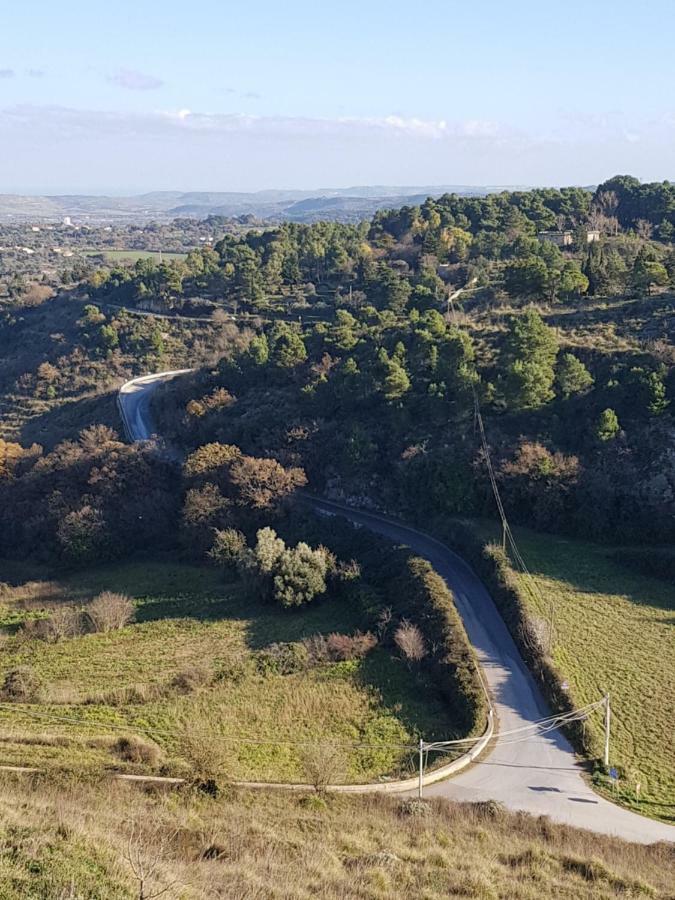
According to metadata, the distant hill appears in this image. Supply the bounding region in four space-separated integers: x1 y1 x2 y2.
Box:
0 185 528 224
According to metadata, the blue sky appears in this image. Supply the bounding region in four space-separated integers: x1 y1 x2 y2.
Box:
1 0 674 192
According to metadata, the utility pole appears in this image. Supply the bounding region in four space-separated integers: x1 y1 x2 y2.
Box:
604 693 611 768
418 738 424 799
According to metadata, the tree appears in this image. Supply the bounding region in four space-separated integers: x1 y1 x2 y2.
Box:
597 408 620 441
228 455 307 509
272 542 330 607
209 527 246 568
555 261 589 300
632 248 669 294
271 323 307 368
556 353 594 399
376 348 410 403
241 528 331 608
57 504 108 564
504 257 548 298
502 309 559 410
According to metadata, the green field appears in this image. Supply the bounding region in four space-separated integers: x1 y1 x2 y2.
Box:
83 249 188 263
0 561 455 783
493 526 675 821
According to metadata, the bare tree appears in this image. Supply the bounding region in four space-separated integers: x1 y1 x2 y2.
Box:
393 620 427 665
123 821 182 900
376 606 393 642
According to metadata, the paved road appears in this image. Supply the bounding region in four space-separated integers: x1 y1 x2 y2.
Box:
118 371 675 845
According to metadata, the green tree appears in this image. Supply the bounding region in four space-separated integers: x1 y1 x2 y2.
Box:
556 353 594 398
504 257 548 298
271 324 307 368
597 408 620 441
377 348 410 403
632 248 669 294
503 309 559 410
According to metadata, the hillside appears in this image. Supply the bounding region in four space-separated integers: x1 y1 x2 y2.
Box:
0 776 672 899
0 185 511 224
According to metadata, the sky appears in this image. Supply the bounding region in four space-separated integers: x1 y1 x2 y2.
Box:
1 0 674 194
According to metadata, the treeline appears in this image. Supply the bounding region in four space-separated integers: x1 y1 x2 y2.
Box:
151 295 675 543
82 177 675 318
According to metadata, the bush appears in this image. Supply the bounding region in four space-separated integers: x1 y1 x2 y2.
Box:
325 631 377 661
257 642 309 675
170 664 213 694
393 620 427 664
110 735 162 767
23 606 83 643
2 665 43 701
179 707 230 793
300 742 346 793
86 591 134 633
209 528 247 568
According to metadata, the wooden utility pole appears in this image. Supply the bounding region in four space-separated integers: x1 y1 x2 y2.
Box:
604 693 611 768
418 738 424 799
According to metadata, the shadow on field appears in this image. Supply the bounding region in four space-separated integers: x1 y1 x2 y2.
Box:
509 533 675 614
19 390 123 449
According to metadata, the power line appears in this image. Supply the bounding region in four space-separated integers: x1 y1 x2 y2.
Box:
448 282 557 653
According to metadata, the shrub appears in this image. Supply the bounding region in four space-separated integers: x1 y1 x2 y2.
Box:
257 642 309 675
2 665 43 701
86 591 134 633
209 528 247 568
393 620 427 664
272 542 330 607
300 742 346 793
301 634 331 666
170 664 213 694
23 606 83 643
179 708 230 793
111 735 162 767
399 798 431 818
325 631 377 661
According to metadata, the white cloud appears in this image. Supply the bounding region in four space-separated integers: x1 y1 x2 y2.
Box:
1 103 673 192
107 68 163 91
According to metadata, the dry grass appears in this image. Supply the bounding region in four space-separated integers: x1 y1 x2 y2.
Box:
0 774 671 899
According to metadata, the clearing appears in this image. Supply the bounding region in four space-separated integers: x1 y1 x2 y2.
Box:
0 560 456 783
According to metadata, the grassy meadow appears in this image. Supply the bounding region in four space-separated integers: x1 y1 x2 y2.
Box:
484 525 675 822
83 249 188 263
0 560 456 784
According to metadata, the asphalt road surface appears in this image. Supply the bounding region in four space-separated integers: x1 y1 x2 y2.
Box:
119 371 675 845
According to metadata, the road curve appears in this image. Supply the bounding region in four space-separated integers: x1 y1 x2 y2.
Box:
118 371 675 845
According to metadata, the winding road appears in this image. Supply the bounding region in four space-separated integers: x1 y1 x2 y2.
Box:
119 371 675 845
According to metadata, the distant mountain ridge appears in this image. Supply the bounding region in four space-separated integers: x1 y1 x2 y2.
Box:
0 184 530 224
